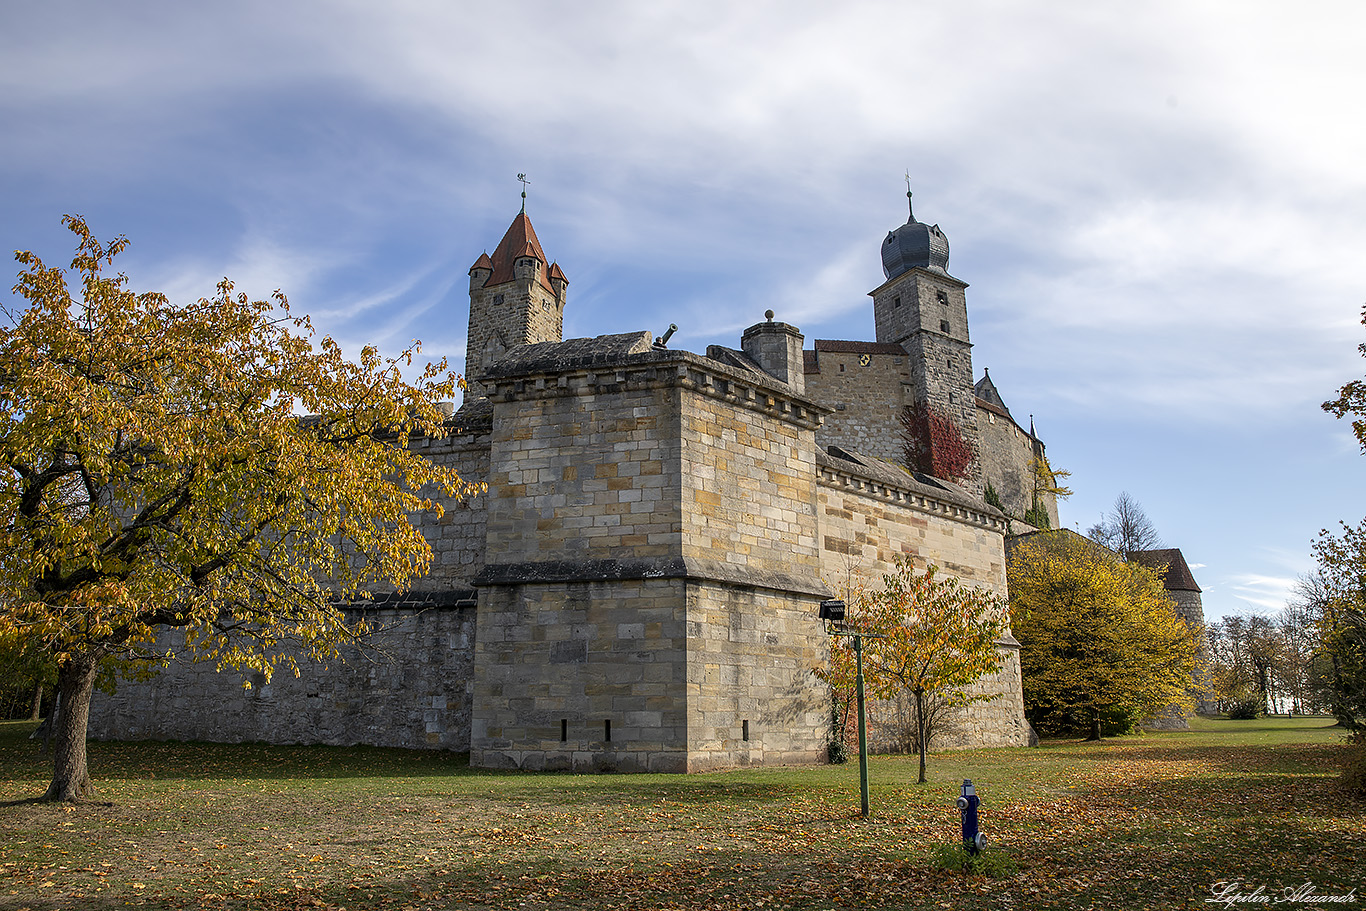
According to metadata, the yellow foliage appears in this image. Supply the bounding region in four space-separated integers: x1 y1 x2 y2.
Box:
1008 531 1199 732
0 216 479 687
817 556 1009 776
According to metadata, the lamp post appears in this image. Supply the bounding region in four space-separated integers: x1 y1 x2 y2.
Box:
820 599 876 819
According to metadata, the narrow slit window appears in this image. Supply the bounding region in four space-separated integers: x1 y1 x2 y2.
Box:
742 720 750 741
604 719 612 742
940 319 951 334
561 719 568 742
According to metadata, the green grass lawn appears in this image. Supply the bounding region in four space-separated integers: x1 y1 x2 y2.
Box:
1 716 1361 910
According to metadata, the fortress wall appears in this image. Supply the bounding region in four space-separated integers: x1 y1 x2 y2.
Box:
976 407 1059 528
805 351 911 464
88 602 476 751
684 580 829 771
481 375 683 566
816 476 1008 595
680 368 822 573
816 468 1031 750
473 350 834 771
413 425 491 588
470 578 691 773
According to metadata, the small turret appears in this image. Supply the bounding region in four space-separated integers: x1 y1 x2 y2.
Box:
469 252 494 292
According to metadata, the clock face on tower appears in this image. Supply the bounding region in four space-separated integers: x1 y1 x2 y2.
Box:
859 353 871 367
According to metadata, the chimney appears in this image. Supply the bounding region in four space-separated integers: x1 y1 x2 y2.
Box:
741 310 805 394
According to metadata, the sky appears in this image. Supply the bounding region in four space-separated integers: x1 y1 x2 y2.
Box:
3 0 1365 622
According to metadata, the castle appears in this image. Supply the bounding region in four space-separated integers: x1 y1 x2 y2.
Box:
89 191 1052 770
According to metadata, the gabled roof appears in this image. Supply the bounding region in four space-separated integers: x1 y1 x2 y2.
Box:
1131 548 1203 593
477 212 559 292
974 368 1011 419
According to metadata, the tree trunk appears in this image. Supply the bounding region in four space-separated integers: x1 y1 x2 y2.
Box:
1087 707 1102 741
29 682 44 722
42 654 100 802
915 687 927 784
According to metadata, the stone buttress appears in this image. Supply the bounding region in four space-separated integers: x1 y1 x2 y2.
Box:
469 331 833 772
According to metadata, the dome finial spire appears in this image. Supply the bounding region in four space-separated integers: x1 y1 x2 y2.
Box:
904 170 915 222
517 172 531 214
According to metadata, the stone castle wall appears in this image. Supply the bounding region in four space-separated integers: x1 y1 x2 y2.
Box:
88 600 476 750
804 345 911 464
470 337 831 771
814 451 1030 751
975 407 1060 528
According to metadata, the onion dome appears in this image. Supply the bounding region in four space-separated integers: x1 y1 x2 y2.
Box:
881 188 950 280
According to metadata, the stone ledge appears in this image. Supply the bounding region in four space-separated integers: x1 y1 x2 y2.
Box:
340 589 478 610
473 557 830 598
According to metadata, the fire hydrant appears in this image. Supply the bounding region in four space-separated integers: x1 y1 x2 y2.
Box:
956 779 984 854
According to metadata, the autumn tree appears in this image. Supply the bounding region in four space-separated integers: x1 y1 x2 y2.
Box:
1307 522 1366 729
822 556 1009 783
0 217 477 801
1009 531 1199 740
1087 491 1162 560
1023 455 1072 530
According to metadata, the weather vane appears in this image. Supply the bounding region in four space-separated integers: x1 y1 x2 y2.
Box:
517 173 531 212
904 170 915 219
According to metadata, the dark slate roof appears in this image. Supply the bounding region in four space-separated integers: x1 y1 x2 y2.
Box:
974 369 1012 419
881 194 951 280
484 331 655 378
812 340 906 354
450 397 493 431
705 345 766 376
1131 548 1202 592
817 445 995 516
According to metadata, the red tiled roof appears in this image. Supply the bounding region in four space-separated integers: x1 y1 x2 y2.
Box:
482 212 556 292
547 262 567 284
469 252 494 274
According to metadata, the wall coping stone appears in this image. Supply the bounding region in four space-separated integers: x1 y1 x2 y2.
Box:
474 557 831 598
817 447 1007 533
482 334 832 431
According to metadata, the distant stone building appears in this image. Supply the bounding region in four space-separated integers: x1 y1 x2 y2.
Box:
90 191 1048 770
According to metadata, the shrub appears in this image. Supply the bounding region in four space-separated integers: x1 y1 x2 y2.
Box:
927 843 1019 878
827 741 848 765
1226 699 1262 720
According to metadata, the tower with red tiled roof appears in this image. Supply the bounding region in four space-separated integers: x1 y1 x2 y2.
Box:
463 209 568 400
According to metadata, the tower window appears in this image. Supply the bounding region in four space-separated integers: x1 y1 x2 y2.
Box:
893 296 901 309
742 720 750 741
937 290 949 306
839 363 846 372
604 719 612 742
940 319 951 334
946 358 953 368
561 719 568 742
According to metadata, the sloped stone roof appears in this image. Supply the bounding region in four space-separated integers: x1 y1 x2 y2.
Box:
818 445 995 516
483 331 655 378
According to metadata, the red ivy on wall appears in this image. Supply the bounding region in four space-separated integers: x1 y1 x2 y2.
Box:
901 401 975 482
